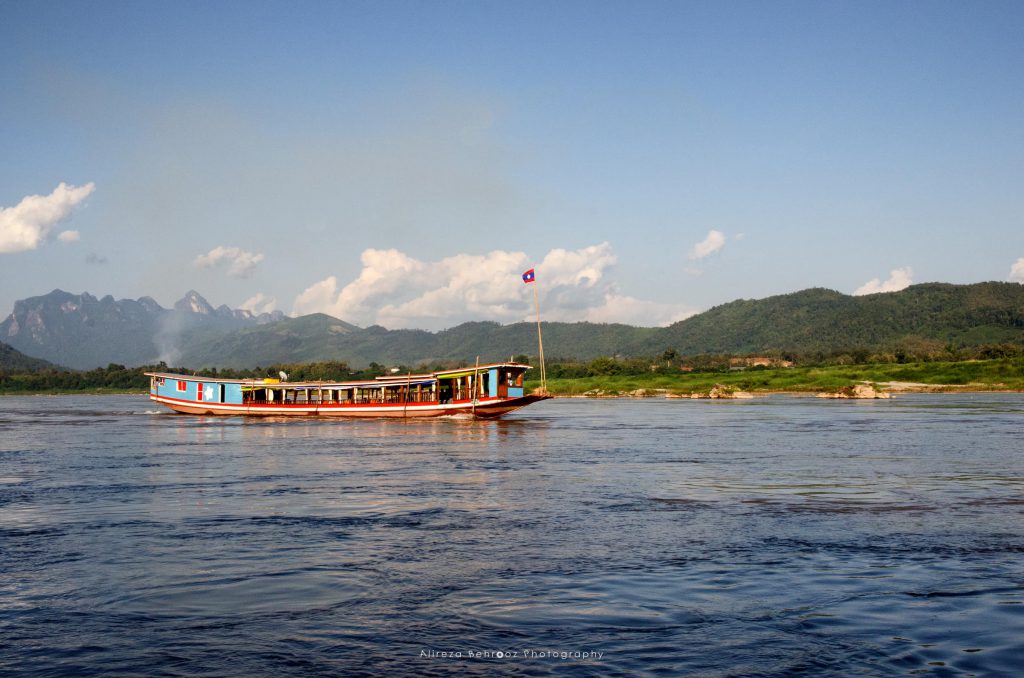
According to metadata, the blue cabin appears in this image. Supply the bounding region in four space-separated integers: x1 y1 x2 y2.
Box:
150 375 245 405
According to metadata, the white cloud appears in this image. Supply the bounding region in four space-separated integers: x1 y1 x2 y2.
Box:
57 230 80 243
581 292 698 326
292 243 693 329
1009 258 1024 283
194 245 265 277
239 292 277 315
689 229 726 260
0 182 95 253
294 276 342 317
853 266 914 296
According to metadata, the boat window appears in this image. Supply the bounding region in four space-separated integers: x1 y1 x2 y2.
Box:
177 380 187 392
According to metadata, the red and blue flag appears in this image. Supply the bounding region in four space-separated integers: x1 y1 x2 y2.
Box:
522 268 536 284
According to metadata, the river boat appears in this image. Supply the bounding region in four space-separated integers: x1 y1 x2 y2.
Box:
146 362 549 418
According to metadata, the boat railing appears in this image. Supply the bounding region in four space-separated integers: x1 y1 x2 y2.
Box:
245 392 440 406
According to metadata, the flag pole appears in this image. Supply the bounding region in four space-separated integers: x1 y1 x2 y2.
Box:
532 281 547 394
472 355 480 416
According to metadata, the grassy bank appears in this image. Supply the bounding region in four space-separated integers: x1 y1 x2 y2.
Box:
541 358 1024 396
3 358 1023 397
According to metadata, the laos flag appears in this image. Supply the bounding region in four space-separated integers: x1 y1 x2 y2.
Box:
522 268 536 284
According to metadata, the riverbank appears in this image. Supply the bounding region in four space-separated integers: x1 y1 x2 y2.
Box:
538 358 1024 397
3 358 1022 397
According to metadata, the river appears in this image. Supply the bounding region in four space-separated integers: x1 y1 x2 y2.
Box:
1 394 1022 675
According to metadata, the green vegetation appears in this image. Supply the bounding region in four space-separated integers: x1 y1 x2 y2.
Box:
536 358 1024 396
4 355 1021 396
644 282 1024 357
0 341 56 371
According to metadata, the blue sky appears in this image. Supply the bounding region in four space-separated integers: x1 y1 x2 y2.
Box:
2 0 1022 328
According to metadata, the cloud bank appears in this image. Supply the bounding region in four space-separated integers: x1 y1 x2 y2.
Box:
689 229 726 260
1009 258 1024 283
239 292 278 314
0 182 95 253
853 266 914 296
292 243 694 329
194 245 265 277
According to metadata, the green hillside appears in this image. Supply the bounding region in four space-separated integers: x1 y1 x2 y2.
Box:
171 281 1024 368
178 314 364 367
25 281 1014 369
646 282 1024 356
0 342 56 371
177 314 656 368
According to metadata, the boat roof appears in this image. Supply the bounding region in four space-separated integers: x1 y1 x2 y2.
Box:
377 362 531 381
144 362 531 389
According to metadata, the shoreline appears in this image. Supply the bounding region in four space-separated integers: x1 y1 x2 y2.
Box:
554 390 1024 399
544 381 1024 399
4 386 1022 398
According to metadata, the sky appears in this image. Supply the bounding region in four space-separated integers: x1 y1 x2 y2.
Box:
2 0 1023 330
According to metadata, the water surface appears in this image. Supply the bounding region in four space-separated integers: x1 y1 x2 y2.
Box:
2 394 1022 675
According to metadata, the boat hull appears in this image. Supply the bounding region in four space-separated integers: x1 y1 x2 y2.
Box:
149 393 550 418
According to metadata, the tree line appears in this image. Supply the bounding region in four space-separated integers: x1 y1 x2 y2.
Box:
0 359 478 393
2 342 1022 393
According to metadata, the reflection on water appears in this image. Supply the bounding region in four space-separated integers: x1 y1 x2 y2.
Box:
1 394 1023 675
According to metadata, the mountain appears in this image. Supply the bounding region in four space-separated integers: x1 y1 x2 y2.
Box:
2 282 1022 369
174 282 1024 367
646 282 1024 356
0 289 284 369
175 316 653 368
0 341 57 371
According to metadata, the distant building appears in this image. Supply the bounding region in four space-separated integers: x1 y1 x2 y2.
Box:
728 357 794 368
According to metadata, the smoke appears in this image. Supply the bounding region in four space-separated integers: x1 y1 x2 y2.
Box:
0 182 95 253
154 310 186 366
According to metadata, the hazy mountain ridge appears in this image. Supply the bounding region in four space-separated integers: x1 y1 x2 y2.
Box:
0 289 285 369
2 282 1022 369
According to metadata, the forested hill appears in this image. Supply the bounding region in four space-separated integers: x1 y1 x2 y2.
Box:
175 315 655 368
2 282 1022 369
0 342 56 371
177 281 1024 366
645 282 1024 356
